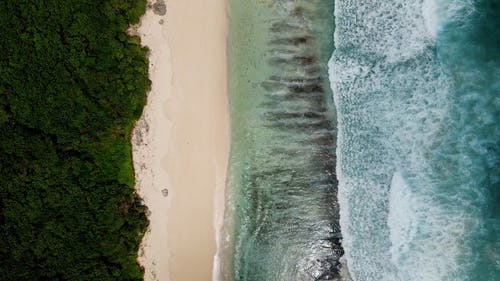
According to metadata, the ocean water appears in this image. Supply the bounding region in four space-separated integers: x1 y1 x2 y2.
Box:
223 0 342 280
329 0 500 280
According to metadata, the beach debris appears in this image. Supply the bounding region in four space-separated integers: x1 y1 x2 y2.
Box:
131 119 149 146
161 188 169 197
152 0 167 16
159 19 164 25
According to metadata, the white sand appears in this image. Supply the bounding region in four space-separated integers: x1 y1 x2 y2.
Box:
132 1 229 280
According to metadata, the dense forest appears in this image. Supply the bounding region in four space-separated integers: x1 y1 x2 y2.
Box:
0 1 150 280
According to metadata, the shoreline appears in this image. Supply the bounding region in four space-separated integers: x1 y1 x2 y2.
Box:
132 1 229 280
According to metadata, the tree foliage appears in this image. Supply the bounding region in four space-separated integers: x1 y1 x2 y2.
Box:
0 1 150 280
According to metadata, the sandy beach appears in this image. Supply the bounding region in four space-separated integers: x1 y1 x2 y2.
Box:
132 0 229 280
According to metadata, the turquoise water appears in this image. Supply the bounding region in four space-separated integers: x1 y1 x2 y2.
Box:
225 0 498 280
224 0 341 280
329 0 499 280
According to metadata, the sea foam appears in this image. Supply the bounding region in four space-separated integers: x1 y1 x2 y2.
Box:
329 0 498 280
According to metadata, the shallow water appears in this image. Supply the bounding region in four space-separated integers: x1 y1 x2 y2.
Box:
224 0 341 280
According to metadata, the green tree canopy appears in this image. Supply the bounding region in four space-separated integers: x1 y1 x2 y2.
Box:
0 1 150 280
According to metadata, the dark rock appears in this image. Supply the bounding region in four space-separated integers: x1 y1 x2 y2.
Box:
153 0 167 15
161 188 169 197
270 36 312 46
270 22 300 33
